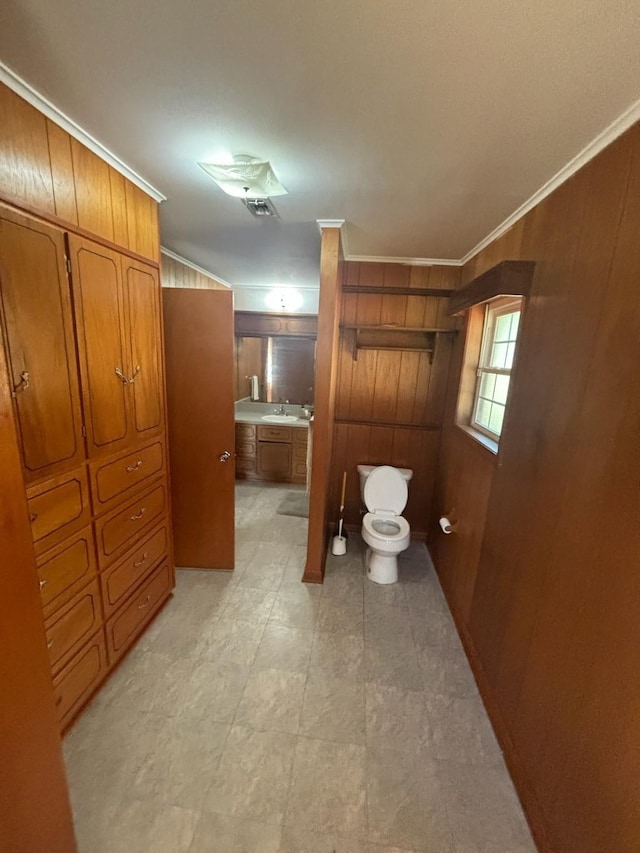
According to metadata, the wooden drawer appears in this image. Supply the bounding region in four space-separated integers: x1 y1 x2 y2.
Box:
235 423 256 439
106 561 173 664
100 521 169 616
236 439 256 458
95 479 167 568
89 440 165 515
293 441 308 461
257 425 292 442
37 525 97 618
27 466 91 555
45 579 102 674
293 427 308 445
53 629 108 731
236 457 257 474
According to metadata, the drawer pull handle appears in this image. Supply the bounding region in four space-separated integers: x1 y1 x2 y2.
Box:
126 460 143 473
128 365 141 384
137 594 152 610
55 695 63 707
12 370 30 395
29 512 38 523
47 640 53 650
133 553 148 568
130 508 146 521
39 579 47 590
115 367 129 385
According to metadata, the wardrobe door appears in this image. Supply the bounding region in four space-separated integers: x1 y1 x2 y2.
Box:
69 235 131 458
122 257 165 442
0 209 84 483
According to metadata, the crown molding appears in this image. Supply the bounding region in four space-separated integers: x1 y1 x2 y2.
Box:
230 282 320 292
0 61 166 203
160 248 232 287
316 219 345 231
460 95 640 265
345 253 462 267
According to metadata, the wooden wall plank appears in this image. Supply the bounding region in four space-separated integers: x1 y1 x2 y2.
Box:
109 169 129 248
46 120 78 225
431 120 640 853
70 139 115 243
0 86 55 214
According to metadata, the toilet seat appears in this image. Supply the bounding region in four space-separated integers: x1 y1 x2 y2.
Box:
362 512 410 541
363 465 408 515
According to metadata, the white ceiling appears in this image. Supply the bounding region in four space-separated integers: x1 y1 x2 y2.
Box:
1 0 640 290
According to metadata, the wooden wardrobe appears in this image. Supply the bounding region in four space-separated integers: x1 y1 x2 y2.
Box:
0 87 175 736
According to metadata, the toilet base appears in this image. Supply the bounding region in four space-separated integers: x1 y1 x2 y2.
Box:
365 549 399 585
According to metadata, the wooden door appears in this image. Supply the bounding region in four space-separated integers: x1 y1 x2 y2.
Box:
0 326 77 853
163 288 235 569
68 235 131 458
122 257 165 441
0 209 84 483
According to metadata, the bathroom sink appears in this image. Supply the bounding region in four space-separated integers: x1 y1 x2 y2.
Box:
261 414 300 423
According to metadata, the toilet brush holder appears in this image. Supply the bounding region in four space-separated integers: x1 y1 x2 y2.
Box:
331 535 347 556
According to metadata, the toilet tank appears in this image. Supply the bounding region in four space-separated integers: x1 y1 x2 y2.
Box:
356 464 413 502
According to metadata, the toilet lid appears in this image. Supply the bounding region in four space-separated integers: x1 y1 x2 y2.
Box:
363 465 408 515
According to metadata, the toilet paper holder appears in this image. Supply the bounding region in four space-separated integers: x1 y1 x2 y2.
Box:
439 510 457 534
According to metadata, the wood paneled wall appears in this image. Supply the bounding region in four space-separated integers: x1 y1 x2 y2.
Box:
331 261 460 537
431 123 640 852
161 253 229 290
0 83 159 262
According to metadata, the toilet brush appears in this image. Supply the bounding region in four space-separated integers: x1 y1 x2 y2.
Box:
332 472 348 555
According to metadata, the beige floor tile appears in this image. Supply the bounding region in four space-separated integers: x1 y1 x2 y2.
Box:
365 683 430 746
133 718 230 809
269 585 322 629
364 602 414 644
190 811 282 852
100 799 198 853
364 580 408 608
176 658 251 723
201 617 265 666
366 740 453 850
300 678 366 745
403 577 448 612
254 624 315 673
279 827 416 852
235 668 306 734
237 561 287 590
439 762 536 852
408 606 463 650
220 586 277 623
285 736 367 838
418 644 480 699
364 638 423 690
316 596 364 635
309 632 367 683
204 725 297 825
425 693 504 765
101 651 195 716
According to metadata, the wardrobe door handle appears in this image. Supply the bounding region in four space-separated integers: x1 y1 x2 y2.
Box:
12 370 30 395
115 367 128 385
128 365 141 384
130 508 146 521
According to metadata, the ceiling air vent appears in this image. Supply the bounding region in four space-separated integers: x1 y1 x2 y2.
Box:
242 197 279 218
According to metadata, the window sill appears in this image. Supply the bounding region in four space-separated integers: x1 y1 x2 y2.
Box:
456 424 499 456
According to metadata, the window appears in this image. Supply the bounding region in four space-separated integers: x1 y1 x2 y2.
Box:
471 297 522 440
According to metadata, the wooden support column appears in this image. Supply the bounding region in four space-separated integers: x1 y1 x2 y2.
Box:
303 224 343 583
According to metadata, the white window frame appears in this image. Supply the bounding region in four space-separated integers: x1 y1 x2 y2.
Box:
470 296 522 442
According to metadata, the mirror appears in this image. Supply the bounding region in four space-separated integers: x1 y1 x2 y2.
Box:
235 336 315 404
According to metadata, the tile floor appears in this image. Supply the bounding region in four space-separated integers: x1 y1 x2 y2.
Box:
64 482 536 852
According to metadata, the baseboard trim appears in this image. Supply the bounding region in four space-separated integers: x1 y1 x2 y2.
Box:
442 588 556 853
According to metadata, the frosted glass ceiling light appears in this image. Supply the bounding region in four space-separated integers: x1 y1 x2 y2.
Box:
265 289 303 313
198 154 287 198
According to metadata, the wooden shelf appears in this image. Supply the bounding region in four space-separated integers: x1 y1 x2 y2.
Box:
341 324 456 362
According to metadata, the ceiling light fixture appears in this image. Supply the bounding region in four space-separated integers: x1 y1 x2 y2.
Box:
198 154 287 198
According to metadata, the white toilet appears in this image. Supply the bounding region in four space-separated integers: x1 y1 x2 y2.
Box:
357 464 413 584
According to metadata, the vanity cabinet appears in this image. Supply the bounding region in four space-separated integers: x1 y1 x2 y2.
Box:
235 422 308 484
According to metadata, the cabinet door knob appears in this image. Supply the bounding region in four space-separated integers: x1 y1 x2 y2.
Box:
219 451 232 462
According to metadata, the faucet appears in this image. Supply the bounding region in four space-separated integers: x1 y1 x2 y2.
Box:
274 400 289 415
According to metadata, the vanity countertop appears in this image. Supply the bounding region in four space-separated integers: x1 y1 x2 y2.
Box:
234 402 311 428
